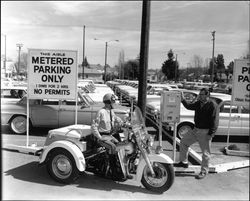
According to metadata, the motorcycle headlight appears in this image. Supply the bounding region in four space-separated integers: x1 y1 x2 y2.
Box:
142 133 155 147
147 134 155 147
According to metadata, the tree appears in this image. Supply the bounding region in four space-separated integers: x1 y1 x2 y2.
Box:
83 57 89 68
208 56 218 82
161 49 178 81
191 55 203 68
14 52 28 77
224 61 234 83
123 58 139 80
227 61 234 74
216 54 225 82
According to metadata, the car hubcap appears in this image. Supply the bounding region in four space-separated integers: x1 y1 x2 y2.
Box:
12 116 26 133
178 125 192 138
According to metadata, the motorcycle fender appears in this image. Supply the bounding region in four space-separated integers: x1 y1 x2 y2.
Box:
39 140 85 172
135 153 173 182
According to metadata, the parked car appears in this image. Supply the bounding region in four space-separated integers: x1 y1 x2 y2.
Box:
212 83 232 94
78 84 119 103
1 86 27 104
1 91 130 135
145 92 249 139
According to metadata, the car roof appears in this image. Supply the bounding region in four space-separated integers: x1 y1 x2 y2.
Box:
1 86 27 90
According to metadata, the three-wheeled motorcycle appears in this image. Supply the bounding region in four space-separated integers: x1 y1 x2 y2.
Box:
39 106 175 193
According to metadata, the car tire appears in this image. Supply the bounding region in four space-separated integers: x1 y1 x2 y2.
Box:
10 115 29 135
177 123 194 139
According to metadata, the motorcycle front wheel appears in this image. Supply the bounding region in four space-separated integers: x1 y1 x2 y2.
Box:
141 162 174 193
47 148 80 184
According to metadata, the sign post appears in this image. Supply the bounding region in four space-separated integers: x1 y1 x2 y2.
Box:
160 91 181 161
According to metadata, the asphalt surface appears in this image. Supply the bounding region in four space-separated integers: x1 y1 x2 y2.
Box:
1 128 249 200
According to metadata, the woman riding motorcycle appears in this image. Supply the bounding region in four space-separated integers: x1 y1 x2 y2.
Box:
91 93 132 180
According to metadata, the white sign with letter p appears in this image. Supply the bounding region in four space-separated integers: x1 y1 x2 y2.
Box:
232 59 250 107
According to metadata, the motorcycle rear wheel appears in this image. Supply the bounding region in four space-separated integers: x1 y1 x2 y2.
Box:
47 148 80 184
141 162 174 193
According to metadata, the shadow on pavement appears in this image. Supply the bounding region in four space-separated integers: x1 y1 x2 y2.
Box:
75 172 159 194
3 161 65 186
3 161 160 194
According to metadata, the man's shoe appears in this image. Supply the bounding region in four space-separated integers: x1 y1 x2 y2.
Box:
195 171 207 179
174 161 189 168
126 174 133 179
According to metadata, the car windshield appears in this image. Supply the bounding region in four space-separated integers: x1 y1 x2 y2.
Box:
242 106 250 114
1 88 27 98
79 92 95 105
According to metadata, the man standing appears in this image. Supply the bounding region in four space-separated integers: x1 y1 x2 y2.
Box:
174 88 219 179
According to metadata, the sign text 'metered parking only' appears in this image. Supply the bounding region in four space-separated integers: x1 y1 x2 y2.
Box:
28 49 78 99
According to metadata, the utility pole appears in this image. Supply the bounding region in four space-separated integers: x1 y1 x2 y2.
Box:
138 0 151 117
82 25 86 79
175 54 178 83
211 31 215 83
94 38 119 83
16 43 23 79
104 41 108 82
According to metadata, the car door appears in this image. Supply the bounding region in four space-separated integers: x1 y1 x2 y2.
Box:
30 99 59 127
58 95 93 127
216 101 245 136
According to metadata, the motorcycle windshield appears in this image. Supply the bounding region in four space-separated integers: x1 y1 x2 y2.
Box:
130 106 146 129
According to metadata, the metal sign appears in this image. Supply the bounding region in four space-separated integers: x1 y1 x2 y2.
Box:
27 49 78 100
232 59 250 107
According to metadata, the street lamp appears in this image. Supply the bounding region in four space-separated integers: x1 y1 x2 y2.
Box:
1 34 7 76
94 38 119 82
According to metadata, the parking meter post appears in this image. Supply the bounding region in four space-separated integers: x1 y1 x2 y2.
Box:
226 103 233 147
173 122 177 162
130 98 133 112
75 92 78 125
26 97 29 147
159 120 162 147
155 116 163 154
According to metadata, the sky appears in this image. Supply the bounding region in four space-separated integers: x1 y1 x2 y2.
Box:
1 1 249 70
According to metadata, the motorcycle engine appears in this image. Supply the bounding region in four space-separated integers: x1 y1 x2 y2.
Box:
117 141 134 155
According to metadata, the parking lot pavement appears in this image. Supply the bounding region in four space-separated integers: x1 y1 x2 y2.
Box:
2 149 249 200
1 133 249 200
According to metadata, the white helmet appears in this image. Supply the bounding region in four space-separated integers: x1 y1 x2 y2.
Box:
103 93 116 104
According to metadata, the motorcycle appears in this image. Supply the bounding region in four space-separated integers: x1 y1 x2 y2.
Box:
39 106 175 193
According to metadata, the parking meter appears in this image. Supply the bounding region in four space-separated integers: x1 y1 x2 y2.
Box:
160 91 181 123
159 91 181 161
